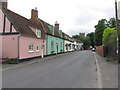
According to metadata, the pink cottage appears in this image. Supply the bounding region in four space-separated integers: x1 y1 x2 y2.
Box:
0 0 46 61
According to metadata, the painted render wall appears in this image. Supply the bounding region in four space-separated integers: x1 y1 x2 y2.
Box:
0 9 3 33
19 36 46 59
64 40 74 52
2 35 18 58
0 9 17 33
0 9 11 33
46 35 64 55
2 34 46 60
5 17 10 32
0 9 3 59
73 41 82 51
0 36 2 59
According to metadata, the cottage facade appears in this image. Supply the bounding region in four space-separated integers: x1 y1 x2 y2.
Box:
63 33 74 52
0 0 83 61
0 1 46 60
46 22 64 55
73 39 83 51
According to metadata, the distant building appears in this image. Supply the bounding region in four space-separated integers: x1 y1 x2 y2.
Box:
79 33 85 37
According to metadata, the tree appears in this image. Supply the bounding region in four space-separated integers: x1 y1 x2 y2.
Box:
107 18 116 28
102 27 116 45
87 32 95 47
81 36 91 49
94 19 108 46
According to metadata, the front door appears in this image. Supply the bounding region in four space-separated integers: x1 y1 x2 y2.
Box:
41 45 45 58
56 43 58 54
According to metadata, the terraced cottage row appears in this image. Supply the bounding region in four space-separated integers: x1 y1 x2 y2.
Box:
0 1 83 61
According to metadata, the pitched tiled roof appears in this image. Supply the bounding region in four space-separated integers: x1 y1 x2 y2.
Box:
3 9 44 38
74 39 82 43
39 19 52 35
40 19 61 38
2 8 64 39
62 32 74 42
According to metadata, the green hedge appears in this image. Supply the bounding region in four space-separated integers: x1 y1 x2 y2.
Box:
102 28 117 45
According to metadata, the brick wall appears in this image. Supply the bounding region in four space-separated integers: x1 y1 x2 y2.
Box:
96 46 107 57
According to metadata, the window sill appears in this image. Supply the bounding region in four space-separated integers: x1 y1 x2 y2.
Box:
36 50 39 52
37 36 41 38
29 51 34 53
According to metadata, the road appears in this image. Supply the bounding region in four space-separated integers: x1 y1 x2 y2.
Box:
2 51 101 88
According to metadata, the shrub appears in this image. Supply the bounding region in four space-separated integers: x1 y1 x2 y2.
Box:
102 28 116 45
4 58 18 64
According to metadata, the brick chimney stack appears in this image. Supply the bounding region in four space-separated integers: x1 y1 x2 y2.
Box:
31 7 38 20
55 21 59 30
0 0 8 9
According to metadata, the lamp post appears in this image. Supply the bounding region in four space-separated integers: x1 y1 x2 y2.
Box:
115 0 120 63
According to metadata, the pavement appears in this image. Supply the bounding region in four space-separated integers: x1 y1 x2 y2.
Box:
1 50 118 88
1 52 69 70
93 52 118 88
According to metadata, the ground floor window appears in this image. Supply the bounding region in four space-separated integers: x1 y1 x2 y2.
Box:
36 45 39 52
51 41 54 51
29 43 34 52
65 44 68 51
51 41 54 54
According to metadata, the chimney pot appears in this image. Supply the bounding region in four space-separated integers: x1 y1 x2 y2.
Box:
31 8 38 20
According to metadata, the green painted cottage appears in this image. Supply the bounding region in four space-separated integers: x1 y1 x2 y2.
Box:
42 21 64 55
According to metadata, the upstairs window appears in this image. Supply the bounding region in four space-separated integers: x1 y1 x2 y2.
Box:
36 29 41 38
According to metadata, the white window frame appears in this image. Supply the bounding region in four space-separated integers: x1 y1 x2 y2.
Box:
29 43 34 52
36 29 41 38
36 45 39 52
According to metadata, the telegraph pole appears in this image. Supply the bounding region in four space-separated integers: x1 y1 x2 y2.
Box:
115 0 120 63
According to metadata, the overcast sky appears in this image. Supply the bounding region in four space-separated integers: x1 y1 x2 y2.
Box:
8 0 120 36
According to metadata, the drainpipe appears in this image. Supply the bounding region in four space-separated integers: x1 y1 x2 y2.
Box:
41 44 44 58
17 34 20 63
46 35 47 55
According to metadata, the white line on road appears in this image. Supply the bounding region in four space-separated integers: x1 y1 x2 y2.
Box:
93 52 102 88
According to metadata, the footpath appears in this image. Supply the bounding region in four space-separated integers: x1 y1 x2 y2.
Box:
1 52 69 71
94 52 118 88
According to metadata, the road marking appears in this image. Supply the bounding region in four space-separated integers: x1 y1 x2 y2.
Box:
93 52 102 88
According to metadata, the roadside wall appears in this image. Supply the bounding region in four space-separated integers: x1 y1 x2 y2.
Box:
96 46 107 57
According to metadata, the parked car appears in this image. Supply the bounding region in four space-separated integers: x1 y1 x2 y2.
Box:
92 48 95 52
